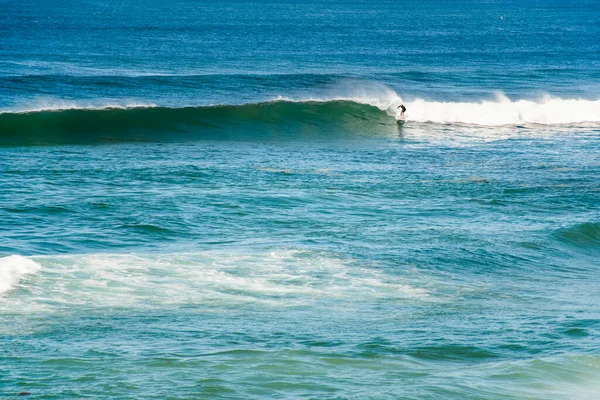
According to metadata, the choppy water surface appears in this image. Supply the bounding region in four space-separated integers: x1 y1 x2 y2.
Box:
1 0 600 399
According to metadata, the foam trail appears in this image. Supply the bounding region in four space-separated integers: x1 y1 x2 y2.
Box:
0 255 41 295
0 251 430 313
404 94 600 126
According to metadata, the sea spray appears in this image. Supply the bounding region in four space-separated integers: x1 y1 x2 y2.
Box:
0 255 41 295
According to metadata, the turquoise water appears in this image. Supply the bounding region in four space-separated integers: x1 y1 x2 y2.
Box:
1 0 600 399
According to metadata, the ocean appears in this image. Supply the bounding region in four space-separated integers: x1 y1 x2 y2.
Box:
1 0 599 398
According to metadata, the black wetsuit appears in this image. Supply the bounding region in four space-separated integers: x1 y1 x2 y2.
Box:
399 105 406 113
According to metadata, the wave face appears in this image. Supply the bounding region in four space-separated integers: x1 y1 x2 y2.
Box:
1 93 600 145
0 100 391 145
555 222 600 251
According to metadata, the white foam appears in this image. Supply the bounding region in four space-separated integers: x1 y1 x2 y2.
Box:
0 255 41 295
0 251 429 313
403 94 600 126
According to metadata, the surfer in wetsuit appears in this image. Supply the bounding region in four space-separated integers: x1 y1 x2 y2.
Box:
397 103 406 121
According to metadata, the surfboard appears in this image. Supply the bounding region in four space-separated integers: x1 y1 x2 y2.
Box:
396 113 405 124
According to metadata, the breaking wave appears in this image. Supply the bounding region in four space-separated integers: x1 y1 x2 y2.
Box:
1 92 599 145
0 255 41 295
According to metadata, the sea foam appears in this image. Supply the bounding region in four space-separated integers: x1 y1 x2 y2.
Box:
401 94 600 126
0 255 41 295
0 251 429 311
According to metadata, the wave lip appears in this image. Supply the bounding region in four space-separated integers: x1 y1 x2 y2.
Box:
0 255 41 295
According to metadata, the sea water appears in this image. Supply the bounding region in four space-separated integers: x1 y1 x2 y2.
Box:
1 0 599 398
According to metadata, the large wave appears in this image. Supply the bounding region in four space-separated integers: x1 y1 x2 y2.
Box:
1 91 599 145
0 100 392 145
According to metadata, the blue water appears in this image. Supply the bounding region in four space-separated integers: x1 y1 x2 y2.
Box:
1 0 600 399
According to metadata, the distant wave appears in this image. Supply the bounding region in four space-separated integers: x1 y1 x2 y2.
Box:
1 92 599 145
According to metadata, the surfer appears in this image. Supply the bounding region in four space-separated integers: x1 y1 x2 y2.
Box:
397 103 406 116
396 103 406 122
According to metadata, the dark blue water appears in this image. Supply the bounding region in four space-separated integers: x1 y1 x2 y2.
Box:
1 1 600 399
